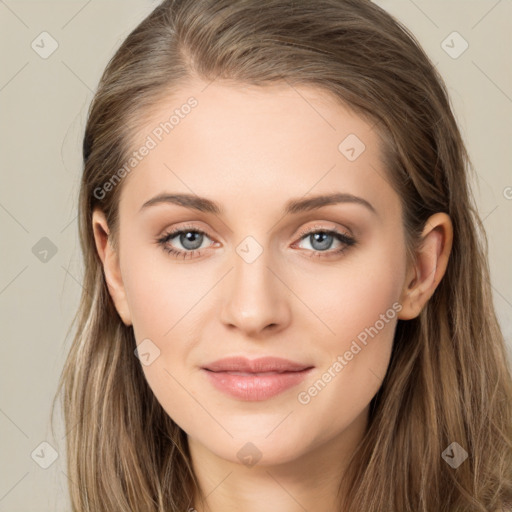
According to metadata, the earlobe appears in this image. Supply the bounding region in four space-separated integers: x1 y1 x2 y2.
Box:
91 208 132 326
398 212 453 320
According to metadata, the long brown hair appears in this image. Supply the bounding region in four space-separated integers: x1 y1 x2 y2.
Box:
51 0 512 510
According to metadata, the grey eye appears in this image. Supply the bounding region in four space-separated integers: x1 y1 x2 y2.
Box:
299 232 338 252
176 231 205 251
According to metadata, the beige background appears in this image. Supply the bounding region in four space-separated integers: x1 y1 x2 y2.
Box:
0 1 511 510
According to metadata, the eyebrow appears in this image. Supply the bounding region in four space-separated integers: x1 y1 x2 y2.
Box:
139 192 377 216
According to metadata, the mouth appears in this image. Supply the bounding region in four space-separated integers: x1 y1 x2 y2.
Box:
201 356 314 401
202 356 313 373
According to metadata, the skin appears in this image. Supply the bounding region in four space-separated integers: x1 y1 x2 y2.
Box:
92 79 452 512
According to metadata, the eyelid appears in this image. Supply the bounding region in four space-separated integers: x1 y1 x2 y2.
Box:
157 222 213 240
294 222 353 239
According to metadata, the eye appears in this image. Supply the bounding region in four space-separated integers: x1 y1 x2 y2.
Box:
293 225 356 258
156 225 215 259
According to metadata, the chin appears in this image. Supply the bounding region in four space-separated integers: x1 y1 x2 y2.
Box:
191 423 315 467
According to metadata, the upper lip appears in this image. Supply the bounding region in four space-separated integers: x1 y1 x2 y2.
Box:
202 356 313 373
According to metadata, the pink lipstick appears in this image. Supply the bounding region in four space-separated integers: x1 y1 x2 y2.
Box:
201 356 314 401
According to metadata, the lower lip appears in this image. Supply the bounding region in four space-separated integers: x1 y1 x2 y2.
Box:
202 368 313 401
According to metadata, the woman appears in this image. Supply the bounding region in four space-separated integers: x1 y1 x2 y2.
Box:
52 0 512 510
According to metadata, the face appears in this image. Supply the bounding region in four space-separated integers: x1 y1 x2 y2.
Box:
97 79 413 467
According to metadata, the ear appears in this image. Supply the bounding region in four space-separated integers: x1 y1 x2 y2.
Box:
398 212 453 320
91 208 132 326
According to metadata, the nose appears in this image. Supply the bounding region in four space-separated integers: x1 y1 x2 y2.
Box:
219 246 291 337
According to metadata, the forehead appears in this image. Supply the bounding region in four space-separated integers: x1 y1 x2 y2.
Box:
118 79 397 220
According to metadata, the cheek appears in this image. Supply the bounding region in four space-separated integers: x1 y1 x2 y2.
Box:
121 242 204 341
120 245 206 429
297 236 406 350
292 239 404 412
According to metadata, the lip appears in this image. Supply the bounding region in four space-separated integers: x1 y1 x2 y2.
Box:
201 356 314 401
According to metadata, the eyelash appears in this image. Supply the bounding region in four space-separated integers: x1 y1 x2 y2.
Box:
155 223 357 260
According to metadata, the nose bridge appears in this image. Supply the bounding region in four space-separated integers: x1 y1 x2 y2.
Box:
219 236 290 335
